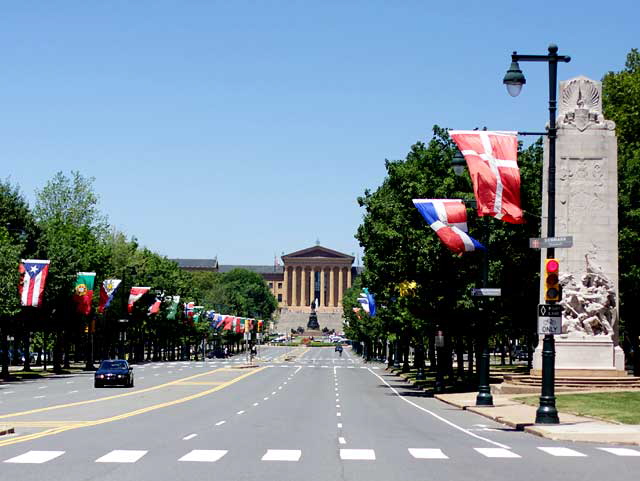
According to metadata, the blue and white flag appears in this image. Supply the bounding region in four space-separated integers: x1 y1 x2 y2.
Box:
412 199 485 253
357 288 376 317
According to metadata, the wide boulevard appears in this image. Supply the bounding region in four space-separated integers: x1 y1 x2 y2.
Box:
0 346 638 481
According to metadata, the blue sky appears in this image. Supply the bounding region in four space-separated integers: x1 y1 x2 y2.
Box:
1 1 637 264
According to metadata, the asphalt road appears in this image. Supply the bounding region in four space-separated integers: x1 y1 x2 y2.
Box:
1 346 639 481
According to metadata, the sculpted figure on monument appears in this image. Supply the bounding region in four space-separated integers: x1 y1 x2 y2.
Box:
560 255 616 337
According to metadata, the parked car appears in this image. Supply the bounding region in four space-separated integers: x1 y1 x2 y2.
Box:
95 359 134 388
206 348 226 359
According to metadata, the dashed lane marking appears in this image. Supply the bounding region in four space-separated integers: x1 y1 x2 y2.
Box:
340 449 375 460
409 448 448 459
95 450 148 463
474 448 521 458
4 450 65 464
179 450 227 462
537 447 586 457
261 450 301 461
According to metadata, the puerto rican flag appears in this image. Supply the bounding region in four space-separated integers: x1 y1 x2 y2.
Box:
128 287 150 313
19 259 50 307
413 199 485 253
449 130 523 224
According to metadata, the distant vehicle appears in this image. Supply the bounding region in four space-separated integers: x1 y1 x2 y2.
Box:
272 336 288 343
206 348 226 359
95 359 134 388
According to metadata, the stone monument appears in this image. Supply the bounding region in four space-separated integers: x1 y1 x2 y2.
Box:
533 75 625 376
307 299 320 330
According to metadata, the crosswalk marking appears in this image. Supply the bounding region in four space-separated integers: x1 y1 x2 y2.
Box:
340 449 376 460
95 450 148 463
409 448 448 459
179 450 227 462
4 451 65 464
537 447 586 457
261 450 301 461
474 448 521 458
597 447 640 456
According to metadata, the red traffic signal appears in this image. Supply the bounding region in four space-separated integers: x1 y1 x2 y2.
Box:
544 258 561 302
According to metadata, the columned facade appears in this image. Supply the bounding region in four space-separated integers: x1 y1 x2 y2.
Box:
280 246 355 310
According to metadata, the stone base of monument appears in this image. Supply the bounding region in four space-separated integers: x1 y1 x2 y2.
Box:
532 335 626 377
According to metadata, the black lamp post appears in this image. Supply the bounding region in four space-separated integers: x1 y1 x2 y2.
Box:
451 150 493 406
503 44 570 424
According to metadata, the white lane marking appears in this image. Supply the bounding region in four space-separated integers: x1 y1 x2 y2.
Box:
3 391 15 394
34 396 46 399
4 450 65 464
409 448 448 459
367 368 510 449
283 382 287 385
179 450 227 462
237 410 245 415
475 448 521 458
537 447 586 457
278 386 283 390
96 450 148 463
139 377 145 380
340 449 375 460
337 423 343 428
264 397 269 401
215 421 226 426
38 386 47 389
339 437 346 444
154 374 160 376
335 388 338 391
598 447 640 456
336 404 341 408
294 366 302 374
261 449 302 461
183 434 198 440
271 391 276 395
337 412 342 417
67 390 79 394
253 402 259 406
336 393 339 397
66 381 74 384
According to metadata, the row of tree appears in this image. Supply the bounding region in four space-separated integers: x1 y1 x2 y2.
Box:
342 49 640 380
0 172 278 378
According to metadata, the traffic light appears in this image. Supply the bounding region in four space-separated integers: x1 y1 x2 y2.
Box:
544 258 561 302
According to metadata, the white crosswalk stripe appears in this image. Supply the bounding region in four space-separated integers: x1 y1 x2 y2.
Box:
340 449 376 460
474 448 521 458
179 450 228 462
261 450 301 461
537 447 586 457
4 451 65 464
95 450 148 463
409 448 448 459
598 447 640 456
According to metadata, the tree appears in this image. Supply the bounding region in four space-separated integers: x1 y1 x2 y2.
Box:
34 171 109 372
0 227 21 378
602 49 640 374
220 269 278 319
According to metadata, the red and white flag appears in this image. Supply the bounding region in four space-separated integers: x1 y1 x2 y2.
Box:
449 130 523 224
19 259 50 307
128 286 150 313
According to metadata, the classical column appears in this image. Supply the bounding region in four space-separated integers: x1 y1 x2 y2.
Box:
302 268 308 307
309 267 315 306
329 267 335 307
347 266 352 289
283 266 289 306
292 266 298 307
338 267 344 306
320 266 326 308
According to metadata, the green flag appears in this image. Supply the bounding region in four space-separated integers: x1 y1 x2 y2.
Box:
166 295 180 321
74 272 96 316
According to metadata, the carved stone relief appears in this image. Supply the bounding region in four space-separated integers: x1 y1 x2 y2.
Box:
558 76 615 131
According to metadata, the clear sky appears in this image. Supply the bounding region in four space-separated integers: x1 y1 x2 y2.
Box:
1 1 637 264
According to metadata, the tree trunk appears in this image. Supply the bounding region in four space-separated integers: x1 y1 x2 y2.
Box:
1 327 10 380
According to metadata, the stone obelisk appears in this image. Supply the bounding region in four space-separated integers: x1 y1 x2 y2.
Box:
533 75 625 376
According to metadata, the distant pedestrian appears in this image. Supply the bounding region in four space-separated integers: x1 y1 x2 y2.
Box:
224 347 229 358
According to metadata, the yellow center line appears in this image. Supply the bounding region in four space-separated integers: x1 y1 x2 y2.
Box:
0 367 266 448
0 367 229 420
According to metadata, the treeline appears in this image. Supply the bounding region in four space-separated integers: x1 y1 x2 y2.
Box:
343 49 640 380
0 172 277 377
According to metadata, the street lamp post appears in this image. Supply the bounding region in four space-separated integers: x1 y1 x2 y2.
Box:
503 44 570 424
451 152 494 406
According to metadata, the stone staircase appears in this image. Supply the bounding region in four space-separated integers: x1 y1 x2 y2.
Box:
274 308 345 334
494 373 640 394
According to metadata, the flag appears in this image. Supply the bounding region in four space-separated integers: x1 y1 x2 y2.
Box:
184 302 195 318
128 287 150 313
449 130 523 223
223 316 233 330
413 199 485 253
193 306 204 322
148 291 164 315
357 288 377 317
98 279 121 313
166 296 180 321
18 259 50 307
257 320 264 332
74 272 96 315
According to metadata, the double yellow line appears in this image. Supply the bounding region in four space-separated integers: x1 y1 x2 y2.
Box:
0 366 265 447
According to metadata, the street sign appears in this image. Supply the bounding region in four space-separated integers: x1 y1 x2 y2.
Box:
529 236 573 249
471 288 501 297
538 303 562 334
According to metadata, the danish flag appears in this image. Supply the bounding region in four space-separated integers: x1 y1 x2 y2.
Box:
413 199 485 254
449 130 523 224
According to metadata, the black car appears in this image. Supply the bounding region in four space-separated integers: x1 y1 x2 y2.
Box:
94 359 134 388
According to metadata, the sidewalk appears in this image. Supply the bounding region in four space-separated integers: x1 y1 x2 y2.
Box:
436 392 640 445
